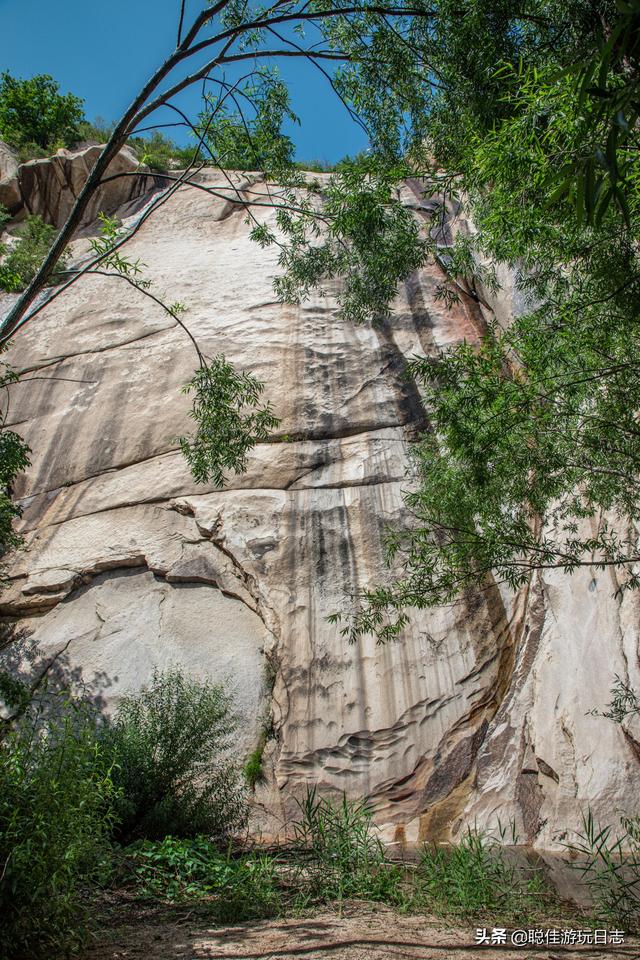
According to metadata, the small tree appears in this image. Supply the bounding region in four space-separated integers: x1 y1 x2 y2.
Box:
105 666 247 843
0 72 84 151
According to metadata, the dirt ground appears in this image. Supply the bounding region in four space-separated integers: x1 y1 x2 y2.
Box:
84 901 640 960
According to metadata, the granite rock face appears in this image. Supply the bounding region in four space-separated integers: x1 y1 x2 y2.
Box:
0 140 18 181
0 142 151 227
1 171 638 845
0 140 20 215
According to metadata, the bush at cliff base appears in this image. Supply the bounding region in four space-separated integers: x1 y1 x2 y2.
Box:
104 666 248 843
0 665 249 957
0 690 118 959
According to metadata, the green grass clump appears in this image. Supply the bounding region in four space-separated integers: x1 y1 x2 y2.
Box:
567 811 640 933
291 788 406 908
418 828 552 922
244 716 277 789
244 736 267 789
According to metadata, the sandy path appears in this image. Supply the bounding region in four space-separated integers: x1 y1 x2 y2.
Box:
85 904 639 960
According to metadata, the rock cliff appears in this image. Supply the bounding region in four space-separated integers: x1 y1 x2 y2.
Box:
1 167 638 847
0 142 149 224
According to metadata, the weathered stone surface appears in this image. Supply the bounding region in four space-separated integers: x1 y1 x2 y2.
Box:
1 169 638 846
0 140 18 181
0 176 21 216
0 141 21 216
20 567 269 742
7 143 154 228
460 561 640 847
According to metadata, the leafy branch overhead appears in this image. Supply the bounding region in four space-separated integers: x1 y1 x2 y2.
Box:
178 357 279 488
0 0 445 344
0 349 30 555
327 0 640 639
1 0 640 630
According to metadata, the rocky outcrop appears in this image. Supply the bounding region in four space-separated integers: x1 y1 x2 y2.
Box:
1 170 638 846
0 141 18 181
0 141 20 215
0 142 152 227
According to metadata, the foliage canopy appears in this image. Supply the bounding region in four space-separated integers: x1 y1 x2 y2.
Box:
331 0 640 637
0 72 84 151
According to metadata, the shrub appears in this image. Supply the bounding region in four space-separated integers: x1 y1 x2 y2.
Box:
128 130 204 173
75 116 116 145
15 142 49 164
0 72 84 151
294 159 335 173
105 666 247 843
0 691 118 958
124 836 281 920
0 214 70 293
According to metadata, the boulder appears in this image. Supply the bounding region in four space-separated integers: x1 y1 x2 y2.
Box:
0 140 18 181
17 143 153 228
0 175 21 217
0 140 21 217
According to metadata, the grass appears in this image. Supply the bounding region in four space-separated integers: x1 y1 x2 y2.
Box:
101 794 598 934
289 788 409 910
566 811 640 933
245 663 278 789
418 829 556 924
244 726 268 789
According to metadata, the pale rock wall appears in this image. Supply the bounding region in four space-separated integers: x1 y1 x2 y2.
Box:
1 170 638 845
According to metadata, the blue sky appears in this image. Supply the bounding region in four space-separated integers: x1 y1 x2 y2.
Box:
0 0 368 163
